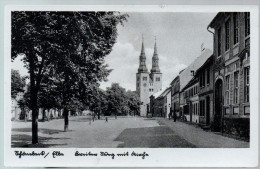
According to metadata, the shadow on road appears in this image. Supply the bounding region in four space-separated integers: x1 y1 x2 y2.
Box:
11 134 69 148
115 126 196 148
12 128 64 135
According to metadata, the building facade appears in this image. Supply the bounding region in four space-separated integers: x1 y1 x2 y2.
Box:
170 76 180 117
208 12 250 137
163 87 171 118
195 56 214 127
136 38 162 116
182 78 200 123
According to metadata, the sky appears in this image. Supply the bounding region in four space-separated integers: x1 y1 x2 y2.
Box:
12 12 217 91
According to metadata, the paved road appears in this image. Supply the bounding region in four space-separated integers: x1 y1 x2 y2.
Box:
158 118 249 148
11 116 249 148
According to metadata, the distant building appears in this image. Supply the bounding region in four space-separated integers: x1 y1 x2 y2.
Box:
148 87 171 118
162 87 171 118
170 76 180 117
11 91 25 120
136 37 162 116
208 12 250 138
149 89 165 117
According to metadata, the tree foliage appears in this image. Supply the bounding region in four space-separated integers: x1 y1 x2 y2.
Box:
11 11 128 143
11 69 26 99
106 83 140 116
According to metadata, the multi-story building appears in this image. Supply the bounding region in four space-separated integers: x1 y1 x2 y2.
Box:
136 37 162 116
195 55 214 127
179 49 212 118
182 77 200 123
208 12 250 137
170 76 180 117
162 87 171 118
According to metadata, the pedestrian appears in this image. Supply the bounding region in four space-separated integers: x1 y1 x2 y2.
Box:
105 117 108 123
173 110 177 122
169 109 173 120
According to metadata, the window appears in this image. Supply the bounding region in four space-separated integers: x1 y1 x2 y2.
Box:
225 19 231 51
244 67 250 102
244 106 250 115
137 77 140 81
225 75 230 105
225 108 230 115
207 69 210 85
143 76 147 81
233 13 239 44
245 12 250 37
217 28 222 56
234 71 239 104
200 72 205 88
156 77 160 81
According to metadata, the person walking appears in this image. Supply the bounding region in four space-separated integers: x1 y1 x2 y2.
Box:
169 108 173 120
173 110 177 122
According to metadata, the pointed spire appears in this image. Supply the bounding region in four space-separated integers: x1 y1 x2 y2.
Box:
154 36 158 55
151 36 160 73
138 34 148 73
141 34 145 54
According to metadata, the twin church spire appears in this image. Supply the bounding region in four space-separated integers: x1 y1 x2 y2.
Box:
138 36 160 73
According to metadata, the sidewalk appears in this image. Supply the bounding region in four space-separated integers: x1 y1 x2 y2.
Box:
157 118 249 148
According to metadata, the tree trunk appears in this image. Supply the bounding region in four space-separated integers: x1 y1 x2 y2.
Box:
64 108 69 131
29 55 39 144
42 108 45 121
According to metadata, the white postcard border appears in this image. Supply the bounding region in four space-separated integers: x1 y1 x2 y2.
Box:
4 5 259 167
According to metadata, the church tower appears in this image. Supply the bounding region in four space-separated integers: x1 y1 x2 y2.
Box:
150 38 162 93
136 36 150 116
136 36 162 117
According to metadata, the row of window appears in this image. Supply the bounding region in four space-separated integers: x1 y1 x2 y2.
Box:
192 103 199 115
217 12 250 56
137 76 160 82
199 68 211 88
225 106 250 115
184 85 199 98
225 67 250 105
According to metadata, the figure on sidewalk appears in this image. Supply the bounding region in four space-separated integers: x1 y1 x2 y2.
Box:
173 110 177 122
169 108 173 120
105 117 108 123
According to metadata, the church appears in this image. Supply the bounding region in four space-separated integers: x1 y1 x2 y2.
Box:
136 37 162 116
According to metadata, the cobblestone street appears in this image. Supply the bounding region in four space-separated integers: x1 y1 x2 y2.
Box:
11 116 249 148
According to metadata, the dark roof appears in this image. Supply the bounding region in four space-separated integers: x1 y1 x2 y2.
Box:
208 12 224 29
170 75 179 86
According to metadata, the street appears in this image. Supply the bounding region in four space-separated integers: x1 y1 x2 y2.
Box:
11 116 249 148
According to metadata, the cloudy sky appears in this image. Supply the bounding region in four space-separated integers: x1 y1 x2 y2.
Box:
99 12 217 91
12 12 217 91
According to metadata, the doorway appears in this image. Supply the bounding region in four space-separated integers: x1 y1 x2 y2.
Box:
206 96 210 125
214 79 223 131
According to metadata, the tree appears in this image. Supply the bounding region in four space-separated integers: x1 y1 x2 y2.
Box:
126 90 141 116
11 69 26 99
12 11 128 144
106 83 141 117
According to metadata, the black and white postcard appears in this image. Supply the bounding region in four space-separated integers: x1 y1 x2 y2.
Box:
3 4 259 167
